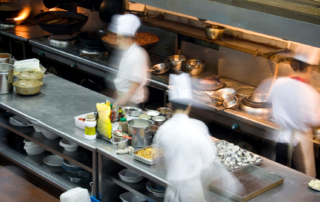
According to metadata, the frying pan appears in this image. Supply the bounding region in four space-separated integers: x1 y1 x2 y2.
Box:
78 30 105 49
35 11 88 35
0 2 22 20
99 0 125 22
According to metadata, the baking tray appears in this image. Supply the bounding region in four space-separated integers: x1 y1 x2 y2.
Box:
215 140 263 172
133 146 162 166
209 165 284 202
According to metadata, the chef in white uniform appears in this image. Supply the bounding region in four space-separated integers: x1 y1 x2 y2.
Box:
109 14 150 107
268 60 320 177
153 73 241 202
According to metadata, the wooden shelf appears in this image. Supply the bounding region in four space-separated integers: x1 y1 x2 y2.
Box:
143 19 293 63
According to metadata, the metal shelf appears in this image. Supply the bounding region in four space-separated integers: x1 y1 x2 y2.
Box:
0 137 91 192
0 117 93 172
107 171 163 202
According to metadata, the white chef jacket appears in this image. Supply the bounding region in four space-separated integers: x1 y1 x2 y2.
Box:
114 43 150 104
267 77 320 141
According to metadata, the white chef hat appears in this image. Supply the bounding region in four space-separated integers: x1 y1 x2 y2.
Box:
108 14 140 37
169 73 193 104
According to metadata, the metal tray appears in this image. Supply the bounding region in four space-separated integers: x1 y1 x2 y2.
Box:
215 140 263 172
133 146 162 166
209 165 284 202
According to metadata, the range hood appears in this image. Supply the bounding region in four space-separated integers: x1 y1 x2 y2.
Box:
134 0 320 48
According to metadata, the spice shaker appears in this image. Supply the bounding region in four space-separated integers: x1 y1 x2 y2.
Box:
84 114 97 140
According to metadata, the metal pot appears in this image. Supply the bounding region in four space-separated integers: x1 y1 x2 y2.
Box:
152 116 166 127
0 63 14 94
13 79 43 95
205 25 225 40
149 63 171 75
165 55 189 71
239 100 271 117
0 53 13 64
128 119 152 147
183 59 205 76
236 87 256 100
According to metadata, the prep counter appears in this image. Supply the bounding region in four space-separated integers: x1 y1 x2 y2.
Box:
0 74 318 201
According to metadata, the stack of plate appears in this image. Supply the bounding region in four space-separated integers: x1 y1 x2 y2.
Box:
146 181 166 197
24 139 45 155
118 169 144 183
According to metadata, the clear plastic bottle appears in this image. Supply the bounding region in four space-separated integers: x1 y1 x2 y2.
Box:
84 115 97 140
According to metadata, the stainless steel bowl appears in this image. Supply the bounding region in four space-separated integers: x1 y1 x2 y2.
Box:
212 88 236 100
247 93 268 103
165 55 189 71
128 119 152 148
239 101 272 117
130 110 142 117
149 63 171 75
205 25 225 40
122 106 143 116
157 107 172 118
152 116 166 127
236 87 256 99
183 59 205 76
223 95 238 109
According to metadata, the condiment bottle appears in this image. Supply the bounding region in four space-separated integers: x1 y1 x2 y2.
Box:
84 114 97 140
119 108 123 118
119 117 128 133
113 102 119 121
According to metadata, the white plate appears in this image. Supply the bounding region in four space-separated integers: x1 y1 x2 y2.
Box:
9 117 30 127
43 155 63 167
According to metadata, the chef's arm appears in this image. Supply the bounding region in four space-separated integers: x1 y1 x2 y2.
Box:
119 82 140 104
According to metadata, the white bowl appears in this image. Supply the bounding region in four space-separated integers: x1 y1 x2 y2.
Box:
24 146 45 155
24 139 39 147
119 192 151 202
119 169 144 183
42 128 59 139
59 139 78 152
30 124 42 132
43 155 63 167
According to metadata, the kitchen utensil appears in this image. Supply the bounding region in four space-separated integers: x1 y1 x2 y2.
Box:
24 145 45 155
223 95 238 109
42 128 59 139
165 55 189 71
236 87 256 99
13 79 43 95
0 63 14 94
209 165 284 202
128 119 152 147
138 114 151 120
113 138 129 150
130 110 142 117
241 94 271 115
213 88 236 100
149 63 171 75
157 107 172 118
205 25 225 40
118 169 144 183
247 93 268 103
122 106 143 116
34 11 88 35
43 155 63 167
17 71 44 82
78 30 105 49
194 78 226 91
120 192 151 202
0 2 22 20
183 59 205 76
239 101 272 117
0 53 13 64
59 139 78 152
146 110 160 117
152 116 166 127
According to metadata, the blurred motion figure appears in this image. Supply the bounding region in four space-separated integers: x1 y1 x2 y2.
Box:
153 73 241 202
268 59 320 177
108 14 150 107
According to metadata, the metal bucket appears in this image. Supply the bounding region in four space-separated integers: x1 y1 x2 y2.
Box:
128 119 152 148
0 63 14 94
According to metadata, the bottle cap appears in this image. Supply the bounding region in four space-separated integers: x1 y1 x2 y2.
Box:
120 117 127 122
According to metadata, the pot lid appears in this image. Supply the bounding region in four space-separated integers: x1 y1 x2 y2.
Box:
13 79 43 88
18 71 43 80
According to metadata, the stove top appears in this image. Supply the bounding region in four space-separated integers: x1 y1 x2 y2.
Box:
48 34 78 48
79 47 108 58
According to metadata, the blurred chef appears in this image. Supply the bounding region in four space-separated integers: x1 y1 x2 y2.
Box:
153 73 241 202
109 14 150 107
268 59 320 177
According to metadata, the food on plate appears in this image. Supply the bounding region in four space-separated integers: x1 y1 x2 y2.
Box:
216 140 262 170
135 147 163 160
198 75 221 85
102 32 159 46
78 118 85 122
309 180 320 190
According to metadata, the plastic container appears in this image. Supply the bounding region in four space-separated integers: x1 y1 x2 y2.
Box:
84 116 97 140
60 139 78 152
42 128 59 139
113 138 128 150
119 117 128 133
74 112 95 130
60 187 91 202
24 145 45 155
14 59 41 73
90 196 100 202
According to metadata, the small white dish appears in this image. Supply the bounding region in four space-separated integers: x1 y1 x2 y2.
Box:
59 139 78 152
119 192 151 202
43 155 63 167
146 110 160 117
24 146 45 155
24 139 38 147
119 169 142 179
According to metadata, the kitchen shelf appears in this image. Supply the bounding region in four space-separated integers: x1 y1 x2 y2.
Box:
0 137 91 192
107 171 163 202
0 117 93 172
143 19 292 63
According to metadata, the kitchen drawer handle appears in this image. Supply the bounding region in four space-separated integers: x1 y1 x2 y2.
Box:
70 63 76 68
231 124 238 130
38 51 44 56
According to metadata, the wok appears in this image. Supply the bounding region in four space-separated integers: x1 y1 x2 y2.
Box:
78 30 105 49
0 2 22 20
99 0 125 22
35 11 88 35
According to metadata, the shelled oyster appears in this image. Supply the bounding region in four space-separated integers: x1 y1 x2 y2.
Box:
215 140 262 171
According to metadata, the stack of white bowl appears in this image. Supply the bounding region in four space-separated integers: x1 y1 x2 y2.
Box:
59 139 78 152
118 169 144 183
24 139 45 155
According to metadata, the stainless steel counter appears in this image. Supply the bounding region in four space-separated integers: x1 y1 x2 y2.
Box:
97 138 320 202
0 24 50 42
